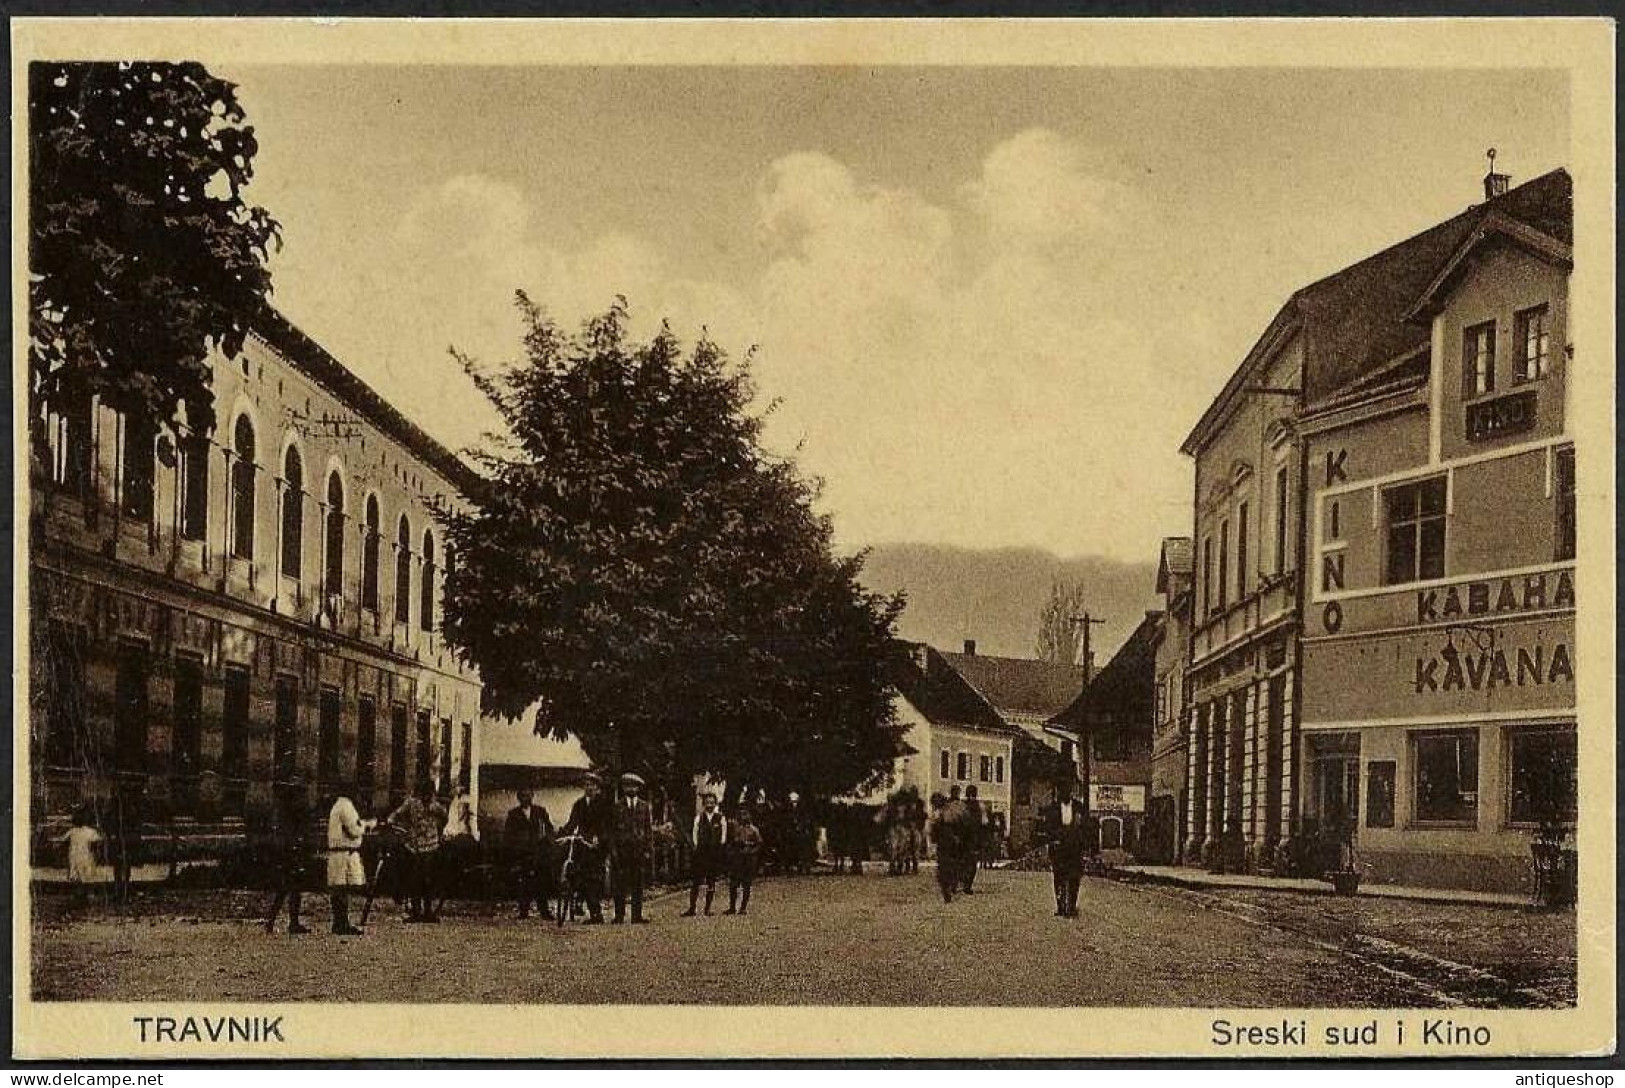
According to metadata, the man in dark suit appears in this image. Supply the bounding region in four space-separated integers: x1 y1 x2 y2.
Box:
559 774 611 923
504 788 554 920
610 773 654 924
1039 779 1090 918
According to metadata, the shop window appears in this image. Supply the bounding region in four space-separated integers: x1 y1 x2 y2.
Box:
221 665 250 778
113 641 149 772
318 686 342 786
1384 476 1447 585
389 703 409 792
280 446 304 579
1365 761 1396 829
956 752 970 781
1509 727 1577 826
939 749 950 779
1514 304 1550 383
1554 446 1576 562
356 696 377 792
274 674 299 783
1463 320 1496 397
231 416 256 560
181 435 209 541
1413 730 1479 825
119 414 156 522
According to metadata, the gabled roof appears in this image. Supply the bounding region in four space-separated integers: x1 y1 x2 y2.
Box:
1048 611 1163 732
1403 210 1574 323
1181 168 1572 451
1156 536 1194 594
890 642 1015 736
937 651 1087 720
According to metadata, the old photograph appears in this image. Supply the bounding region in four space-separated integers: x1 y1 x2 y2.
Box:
12 17 1614 1061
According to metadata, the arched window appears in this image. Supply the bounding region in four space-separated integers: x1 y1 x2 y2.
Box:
324 471 345 598
231 416 256 559
362 495 381 612
280 446 303 579
420 529 436 632
394 515 412 625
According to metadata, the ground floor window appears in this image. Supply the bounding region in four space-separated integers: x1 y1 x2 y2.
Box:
1413 729 1479 825
956 752 970 780
1508 725 1577 826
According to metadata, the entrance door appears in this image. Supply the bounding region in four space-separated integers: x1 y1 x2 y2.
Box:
1318 756 1360 836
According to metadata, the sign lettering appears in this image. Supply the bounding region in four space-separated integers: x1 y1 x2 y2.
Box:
1416 570 1573 624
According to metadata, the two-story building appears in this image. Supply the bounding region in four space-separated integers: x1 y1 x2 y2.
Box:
1048 612 1160 859
30 307 485 862
1147 538 1194 863
1297 168 1573 892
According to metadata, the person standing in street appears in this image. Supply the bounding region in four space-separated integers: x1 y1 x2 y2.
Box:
504 788 554 920
928 793 961 904
265 777 313 935
725 806 763 915
1039 780 1090 918
610 773 654 925
387 781 447 923
938 787 970 899
683 791 728 917
960 785 985 894
326 791 371 935
559 773 610 924
109 778 145 908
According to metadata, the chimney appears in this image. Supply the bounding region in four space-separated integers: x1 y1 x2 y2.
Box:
1483 148 1510 200
963 639 977 656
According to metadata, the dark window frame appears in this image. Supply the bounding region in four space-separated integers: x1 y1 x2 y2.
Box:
231 416 257 560
1412 728 1480 827
1507 725 1577 826
1383 476 1448 586
280 446 304 579
1514 304 1551 384
1463 320 1497 398
357 695 378 793
318 685 343 786
1235 501 1250 600
181 434 210 542
1554 446 1576 562
1273 465 1290 576
221 664 251 778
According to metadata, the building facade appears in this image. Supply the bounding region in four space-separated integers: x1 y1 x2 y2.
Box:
1147 538 1193 864
29 310 484 863
1174 166 1573 890
1049 613 1159 859
1297 173 1574 892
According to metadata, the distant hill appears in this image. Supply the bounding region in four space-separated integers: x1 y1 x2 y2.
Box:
855 542 1162 665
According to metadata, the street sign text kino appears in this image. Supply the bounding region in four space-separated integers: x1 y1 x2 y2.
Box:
1090 784 1146 813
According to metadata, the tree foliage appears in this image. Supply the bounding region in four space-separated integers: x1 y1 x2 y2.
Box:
1035 578 1090 664
438 294 908 801
28 61 280 435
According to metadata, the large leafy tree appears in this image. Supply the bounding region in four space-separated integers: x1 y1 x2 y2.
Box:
439 294 908 801
1034 578 1089 664
28 61 279 438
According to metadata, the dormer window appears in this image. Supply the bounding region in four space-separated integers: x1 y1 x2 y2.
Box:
1515 305 1550 382
1463 321 1496 398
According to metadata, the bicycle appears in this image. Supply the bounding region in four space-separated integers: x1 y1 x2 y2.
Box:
553 832 598 927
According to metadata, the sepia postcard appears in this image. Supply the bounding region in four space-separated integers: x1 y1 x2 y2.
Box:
10 16 1616 1062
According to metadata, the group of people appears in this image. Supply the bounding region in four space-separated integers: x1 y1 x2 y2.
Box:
925 784 996 903
501 774 766 925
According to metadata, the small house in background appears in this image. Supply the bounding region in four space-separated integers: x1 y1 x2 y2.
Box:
476 713 594 842
885 642 1021 852
936 641 1088 856
1048 613 1162 862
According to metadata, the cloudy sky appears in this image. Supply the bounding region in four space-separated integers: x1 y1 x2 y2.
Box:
223 64 1568 568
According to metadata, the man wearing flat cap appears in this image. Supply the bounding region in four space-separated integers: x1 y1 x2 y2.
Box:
559 773 611 923
610 772 655 924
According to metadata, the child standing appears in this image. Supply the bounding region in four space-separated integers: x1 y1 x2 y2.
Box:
725 806 763 916
64 806 103 906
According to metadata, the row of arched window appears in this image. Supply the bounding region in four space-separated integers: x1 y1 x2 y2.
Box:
225 414 439 632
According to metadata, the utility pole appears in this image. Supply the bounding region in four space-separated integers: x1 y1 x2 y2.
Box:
1069 612 1105 682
